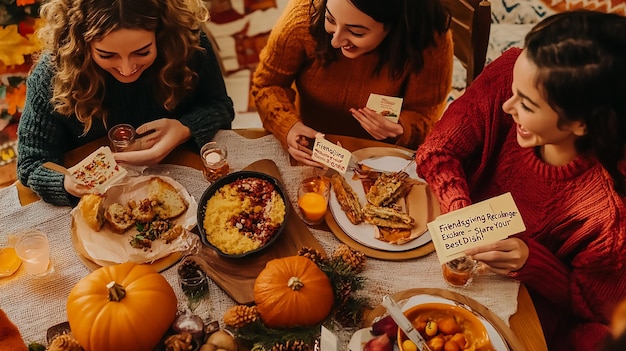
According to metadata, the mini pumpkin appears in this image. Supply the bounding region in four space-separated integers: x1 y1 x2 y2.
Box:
66 262 177 351
253 256 334 328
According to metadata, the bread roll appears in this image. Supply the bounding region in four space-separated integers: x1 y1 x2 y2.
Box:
128 198 157 223
148 178 187 219
104 202 136 233
78 194 105 231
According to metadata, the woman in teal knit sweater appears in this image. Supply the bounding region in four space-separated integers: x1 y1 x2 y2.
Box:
17 0 234 206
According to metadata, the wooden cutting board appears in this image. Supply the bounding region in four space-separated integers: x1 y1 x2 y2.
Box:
197 159 327 305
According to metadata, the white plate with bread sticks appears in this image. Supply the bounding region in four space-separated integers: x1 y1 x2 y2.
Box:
329 147 433 252
70 175 197 265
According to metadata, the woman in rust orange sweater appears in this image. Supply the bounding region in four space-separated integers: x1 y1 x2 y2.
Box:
251 0 453 166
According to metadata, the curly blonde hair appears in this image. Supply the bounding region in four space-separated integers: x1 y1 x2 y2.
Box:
37 0 209 133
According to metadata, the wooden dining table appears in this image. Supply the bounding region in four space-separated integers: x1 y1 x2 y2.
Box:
13 129 547 351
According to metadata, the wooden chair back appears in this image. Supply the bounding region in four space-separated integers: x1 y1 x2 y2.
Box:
442 0 492 86
200 22 227 76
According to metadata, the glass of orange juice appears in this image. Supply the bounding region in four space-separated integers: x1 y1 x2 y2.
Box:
297 176 330 225
0 246 21 278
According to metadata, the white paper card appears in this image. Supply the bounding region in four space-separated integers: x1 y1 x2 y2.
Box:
311 137 352 174
67 146 127 193
320 326 339 351
427 192 526 264
366 93 403 123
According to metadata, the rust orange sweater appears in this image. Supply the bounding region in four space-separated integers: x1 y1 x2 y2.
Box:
251 0 453 150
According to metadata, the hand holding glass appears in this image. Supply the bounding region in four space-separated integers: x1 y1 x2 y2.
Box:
442 255 476 288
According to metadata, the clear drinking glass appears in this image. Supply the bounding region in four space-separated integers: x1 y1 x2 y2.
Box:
297 176 330 225
14 229 53 277
200 141 229 182
442 255 476 288
108 124 136 152
177 255 209 311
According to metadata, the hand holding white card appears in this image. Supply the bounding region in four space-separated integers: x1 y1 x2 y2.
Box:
427 193 526 264
311 136 352 174
67 146 128 193
366 93 403 123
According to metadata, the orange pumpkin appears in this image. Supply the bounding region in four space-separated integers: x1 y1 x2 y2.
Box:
253 256 334 328
66 262 178 351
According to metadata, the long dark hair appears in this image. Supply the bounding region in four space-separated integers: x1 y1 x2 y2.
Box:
308 0 450 80
524 10 626 195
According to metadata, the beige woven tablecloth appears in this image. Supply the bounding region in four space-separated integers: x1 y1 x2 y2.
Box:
0 130 520 348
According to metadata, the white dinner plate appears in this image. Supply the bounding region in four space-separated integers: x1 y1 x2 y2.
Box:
348 294 510 351
329 155 432 252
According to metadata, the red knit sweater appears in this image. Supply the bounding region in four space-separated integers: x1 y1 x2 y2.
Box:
251 0 453 150
416 48 626 350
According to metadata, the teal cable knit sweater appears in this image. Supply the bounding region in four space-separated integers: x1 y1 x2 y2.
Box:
17 33 234 206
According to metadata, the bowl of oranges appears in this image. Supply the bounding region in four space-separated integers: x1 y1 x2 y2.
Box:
397 302 493 351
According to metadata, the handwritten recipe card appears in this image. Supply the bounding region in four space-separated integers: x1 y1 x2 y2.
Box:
427 193 526 264
311 136 352 174
366 93 403 123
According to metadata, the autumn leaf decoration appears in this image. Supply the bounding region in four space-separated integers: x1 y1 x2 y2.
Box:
0 24 40 66
0 0 43 66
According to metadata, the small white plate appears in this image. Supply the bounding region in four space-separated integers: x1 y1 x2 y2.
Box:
329 155 432 252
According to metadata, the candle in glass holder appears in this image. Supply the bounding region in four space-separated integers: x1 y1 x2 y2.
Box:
297 176 330 225
108 124 136 152
201 141 229 182
173 312 204 343
442 256 476 288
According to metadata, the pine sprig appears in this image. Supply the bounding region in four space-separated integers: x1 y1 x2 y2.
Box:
318 257 367 306
334 295 369 327
234 320 320 349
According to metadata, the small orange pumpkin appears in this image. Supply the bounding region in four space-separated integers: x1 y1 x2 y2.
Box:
66 262 177 351
253 256 334 328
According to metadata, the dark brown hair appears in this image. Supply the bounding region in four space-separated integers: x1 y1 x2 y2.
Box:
524 10 626 195
308 0 450 80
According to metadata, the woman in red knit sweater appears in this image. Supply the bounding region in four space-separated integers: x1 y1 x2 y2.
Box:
415 11 626 351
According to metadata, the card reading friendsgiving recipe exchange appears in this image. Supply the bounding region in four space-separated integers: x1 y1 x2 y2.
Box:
67 146 127 193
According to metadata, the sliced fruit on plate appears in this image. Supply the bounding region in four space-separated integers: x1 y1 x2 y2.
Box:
0 247 22 277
